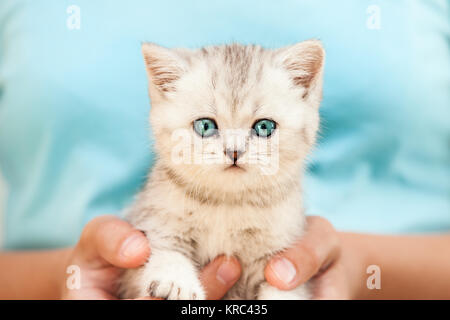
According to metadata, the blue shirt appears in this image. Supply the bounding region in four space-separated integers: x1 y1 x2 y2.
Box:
0 0 449 249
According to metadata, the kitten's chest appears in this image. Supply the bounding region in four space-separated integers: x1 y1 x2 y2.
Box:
186 202 304 266
131 178 305 266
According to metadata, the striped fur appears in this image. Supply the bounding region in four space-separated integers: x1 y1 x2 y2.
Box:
119 41 325 300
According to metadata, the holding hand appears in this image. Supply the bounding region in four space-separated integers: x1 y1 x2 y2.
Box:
61 215 241 299
265 216 356 299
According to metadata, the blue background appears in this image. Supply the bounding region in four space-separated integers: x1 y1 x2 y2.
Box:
0 0 449 249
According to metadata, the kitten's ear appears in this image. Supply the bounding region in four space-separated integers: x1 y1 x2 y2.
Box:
141 42 185 99
277 40 325 101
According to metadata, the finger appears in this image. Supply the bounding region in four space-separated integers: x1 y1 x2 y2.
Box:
76 215 150 269
199 256 241 300
265 216 340 290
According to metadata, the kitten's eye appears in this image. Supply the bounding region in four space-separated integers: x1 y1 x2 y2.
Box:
193 118 218 138
253 119 276 137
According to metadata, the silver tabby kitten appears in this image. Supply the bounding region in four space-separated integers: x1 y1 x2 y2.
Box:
119 40 325 300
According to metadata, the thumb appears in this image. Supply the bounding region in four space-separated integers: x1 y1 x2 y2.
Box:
76 215 150 269
265 216 339 290
199 256 241 300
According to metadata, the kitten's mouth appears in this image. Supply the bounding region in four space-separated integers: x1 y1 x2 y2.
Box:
225 164 245 171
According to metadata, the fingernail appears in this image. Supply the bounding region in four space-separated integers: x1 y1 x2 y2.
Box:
270 257 297 285
120 234 149 258
216 260 240 285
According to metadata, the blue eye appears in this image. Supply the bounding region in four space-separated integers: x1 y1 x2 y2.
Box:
193 118 218 137
253 119 276 137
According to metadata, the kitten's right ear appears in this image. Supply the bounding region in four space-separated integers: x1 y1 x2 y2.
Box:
141 43 185 99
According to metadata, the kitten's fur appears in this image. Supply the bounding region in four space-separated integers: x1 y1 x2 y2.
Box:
119 41 325 300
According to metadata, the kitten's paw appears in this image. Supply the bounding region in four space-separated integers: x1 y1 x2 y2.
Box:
147 278 205 300
132 250 206 300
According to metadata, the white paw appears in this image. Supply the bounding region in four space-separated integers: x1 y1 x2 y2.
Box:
138 250 205 300
147 276 205 300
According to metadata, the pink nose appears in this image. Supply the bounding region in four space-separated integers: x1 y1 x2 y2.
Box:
224 149 243 163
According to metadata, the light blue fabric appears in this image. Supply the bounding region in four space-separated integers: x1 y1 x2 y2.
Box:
0 0 449 249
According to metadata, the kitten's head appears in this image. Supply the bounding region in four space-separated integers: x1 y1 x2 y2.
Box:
142 41 324 201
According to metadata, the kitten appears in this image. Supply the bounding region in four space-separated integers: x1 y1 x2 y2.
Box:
119 40 325 300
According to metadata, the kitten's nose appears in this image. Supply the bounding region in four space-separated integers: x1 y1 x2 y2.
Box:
224 149 244 163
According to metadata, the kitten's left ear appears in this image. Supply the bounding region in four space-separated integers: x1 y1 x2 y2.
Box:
277 40 325 101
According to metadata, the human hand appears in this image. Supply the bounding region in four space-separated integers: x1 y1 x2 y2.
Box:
61 215 241 299
264 216 359 299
